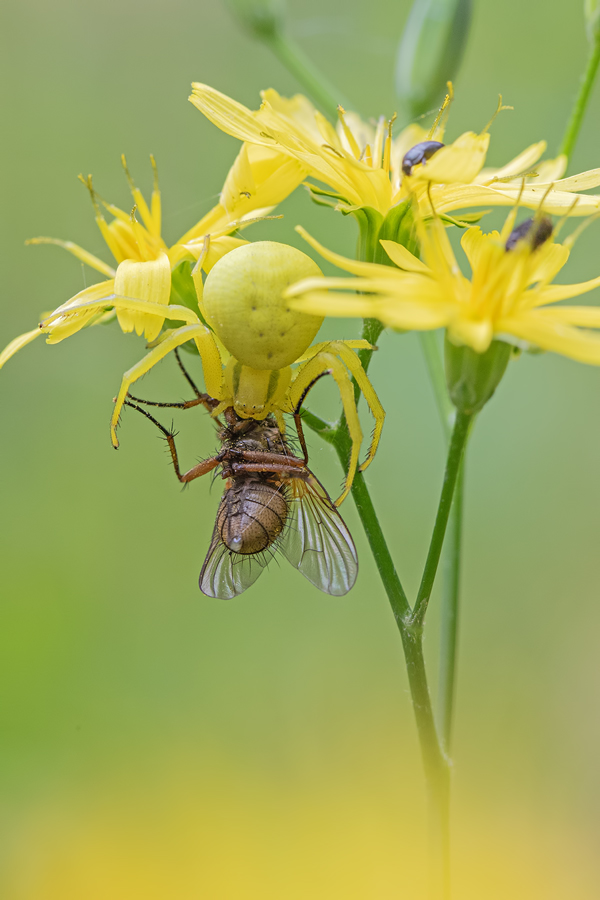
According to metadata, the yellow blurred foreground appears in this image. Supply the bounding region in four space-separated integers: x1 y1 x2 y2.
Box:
4 750 597 900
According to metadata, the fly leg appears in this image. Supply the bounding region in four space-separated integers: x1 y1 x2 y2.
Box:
123 399 219 483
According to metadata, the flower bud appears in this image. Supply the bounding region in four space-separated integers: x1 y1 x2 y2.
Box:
444 335 511 414
585 0 600 42
227 0 284 40
395 0 473 118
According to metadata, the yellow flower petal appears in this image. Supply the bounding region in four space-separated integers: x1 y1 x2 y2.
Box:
410 132 490 184
448 317 494 353
25 237 116 278
189 83 274 146
460 227 501 272
533 274 600 304
532 155 567 183
114 252 171 341
0 328 42 370
202 236 248 273
44 280 116 343
295 226 402 278
534 306 600 327
498 312 600 364
476 141 546 183
548 169 600 192
379 240 431 273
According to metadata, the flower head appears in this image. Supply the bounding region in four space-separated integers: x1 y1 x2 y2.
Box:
0 146 305 370
287 209 600 366
189 83 600 221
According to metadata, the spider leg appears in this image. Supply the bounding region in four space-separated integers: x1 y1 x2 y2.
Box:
289 353 362 506
324 341 385 473
291 369 333 465
111 323 223 449
123 399 219 483
174 347 204 399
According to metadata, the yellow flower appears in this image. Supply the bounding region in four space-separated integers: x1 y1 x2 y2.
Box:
286 212 600 365
0 146 305 371
189 83 600 220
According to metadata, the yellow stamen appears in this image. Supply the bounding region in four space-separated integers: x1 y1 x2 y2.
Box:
481 94 513 135
150 154 161 235
429 82 454 140
383 114 397 175
121 155 154 234
372 116 385 170
130 206 152 261
79 174 125 263
337 106 361 159
562 206 600 249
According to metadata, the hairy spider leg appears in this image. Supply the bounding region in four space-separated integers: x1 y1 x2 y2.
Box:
323 340 385 473
174 347 204 399
111 323 224 448
125 349 221 418
123 399 220 483
125 393 215 412
294 339 385 471
289 352 362 506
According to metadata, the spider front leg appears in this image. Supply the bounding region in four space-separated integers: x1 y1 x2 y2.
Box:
123 399 220 483
322 341 385 473
111 323 224 448
289 352 363 506
294 339 385 472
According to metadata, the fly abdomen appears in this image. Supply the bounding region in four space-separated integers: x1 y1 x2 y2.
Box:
217 481 288 555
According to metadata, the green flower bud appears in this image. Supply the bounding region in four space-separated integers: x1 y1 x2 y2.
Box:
395 0 473 118
444 335 511 414
585 0 600 42
227 0 284 40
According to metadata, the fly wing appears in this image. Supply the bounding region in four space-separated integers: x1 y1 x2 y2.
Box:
199 524 266 599
281 475 358 596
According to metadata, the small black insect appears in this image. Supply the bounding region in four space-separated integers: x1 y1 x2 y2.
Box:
401 141 445 176
505 216 553 252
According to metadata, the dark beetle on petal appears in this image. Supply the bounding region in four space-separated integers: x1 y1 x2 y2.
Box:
505 216 553 252
401 141 445 176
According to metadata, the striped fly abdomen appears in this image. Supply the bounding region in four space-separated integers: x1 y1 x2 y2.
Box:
217 480 288 555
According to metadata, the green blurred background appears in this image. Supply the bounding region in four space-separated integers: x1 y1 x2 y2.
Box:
1 1 600 897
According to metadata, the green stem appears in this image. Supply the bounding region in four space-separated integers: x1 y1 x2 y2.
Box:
262 30 351 119
437 461 464 754
410 411 473 631
332 425 450 898
560 37 600 162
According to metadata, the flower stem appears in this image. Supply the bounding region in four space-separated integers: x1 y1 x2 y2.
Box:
262 30 351 119
410 411 473 631
331 423 450 898
560 37 600 162
437 461 464 753
417 332 468 753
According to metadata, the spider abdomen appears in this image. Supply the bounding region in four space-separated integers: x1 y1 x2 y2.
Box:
217 480 288 555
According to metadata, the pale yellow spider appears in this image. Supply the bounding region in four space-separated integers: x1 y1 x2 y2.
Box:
44 241 384 505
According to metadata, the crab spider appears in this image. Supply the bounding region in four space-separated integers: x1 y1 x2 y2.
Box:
45 241 385 505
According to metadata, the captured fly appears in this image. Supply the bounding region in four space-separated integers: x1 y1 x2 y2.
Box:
123 351 358 599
